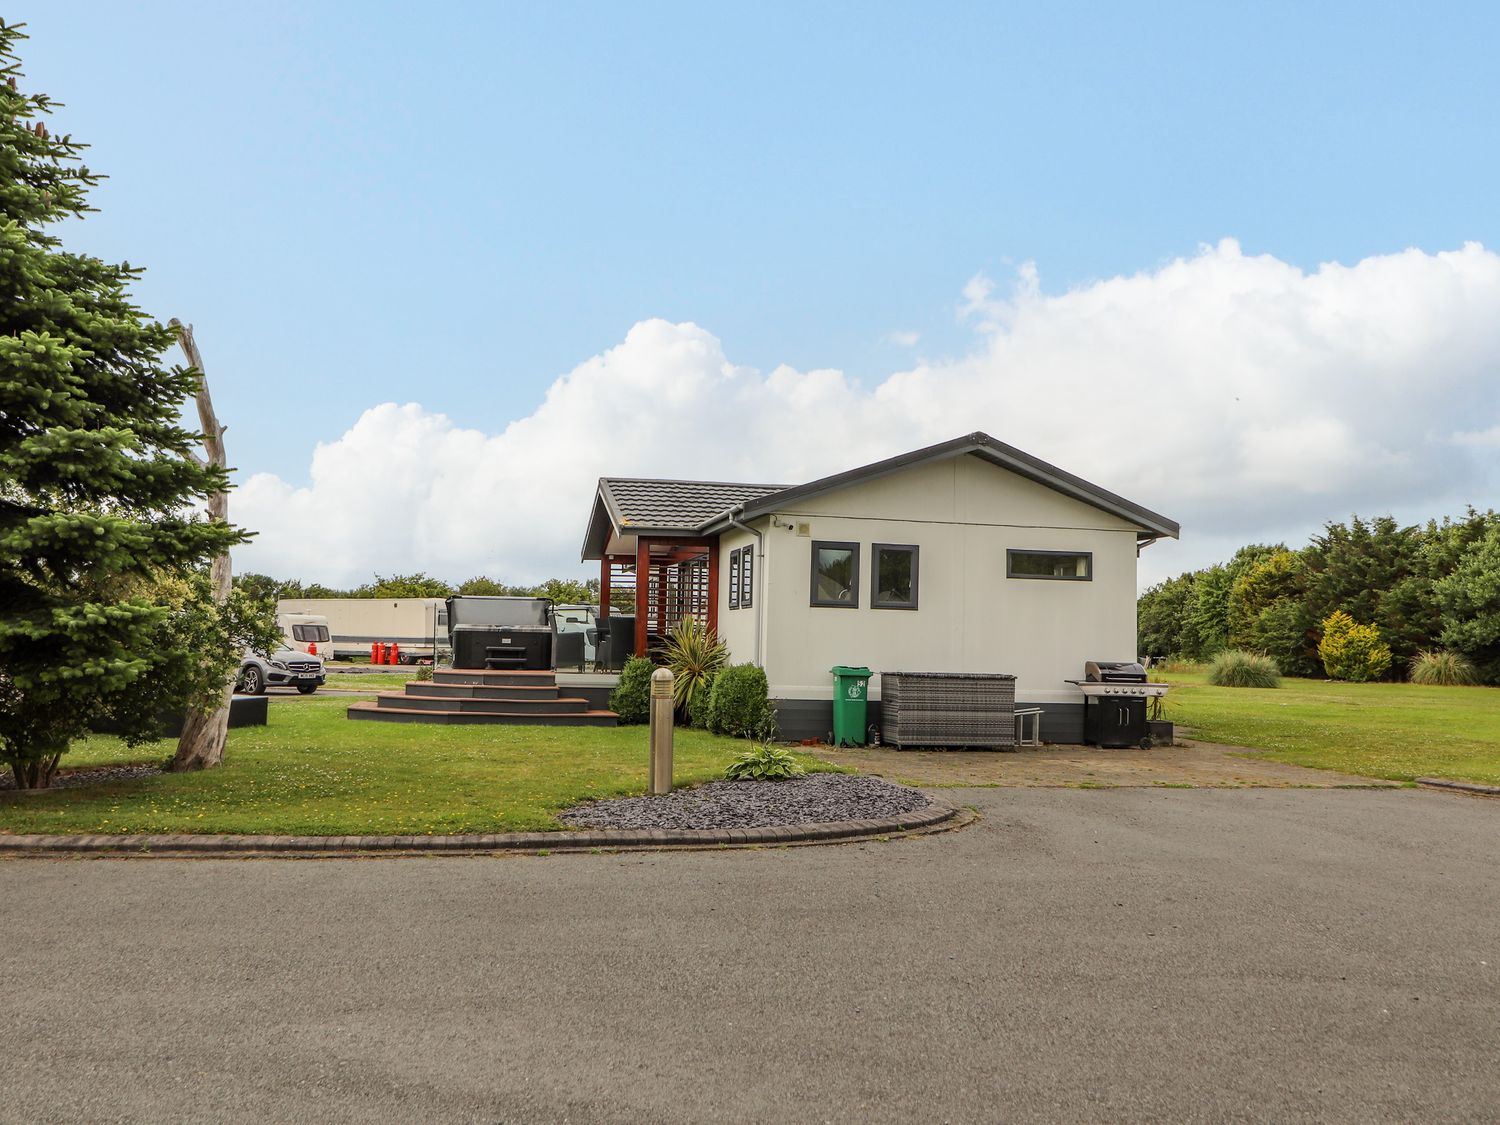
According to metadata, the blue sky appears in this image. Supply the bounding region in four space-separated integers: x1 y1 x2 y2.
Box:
17 2 1500 585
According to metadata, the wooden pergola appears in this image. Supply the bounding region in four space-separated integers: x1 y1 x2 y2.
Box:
599 537 719 659
583 476 786 664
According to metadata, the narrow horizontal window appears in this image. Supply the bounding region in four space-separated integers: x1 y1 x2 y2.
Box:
871 543 919 609
1007 549 1092 581
811 541 860 607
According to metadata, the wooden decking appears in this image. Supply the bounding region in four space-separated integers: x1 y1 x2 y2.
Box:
346 668 618 727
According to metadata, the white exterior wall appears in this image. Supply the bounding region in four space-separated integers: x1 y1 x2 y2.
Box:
757 456 1143 704
715 527 761 665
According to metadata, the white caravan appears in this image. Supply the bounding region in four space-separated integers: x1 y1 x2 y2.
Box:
276 612 332 656
275 598 448 662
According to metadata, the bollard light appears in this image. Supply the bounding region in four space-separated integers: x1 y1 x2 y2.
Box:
649 667 675 795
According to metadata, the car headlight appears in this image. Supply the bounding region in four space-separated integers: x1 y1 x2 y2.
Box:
270 660 288 670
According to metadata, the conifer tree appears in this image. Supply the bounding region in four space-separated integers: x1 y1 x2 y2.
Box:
0 20 246 787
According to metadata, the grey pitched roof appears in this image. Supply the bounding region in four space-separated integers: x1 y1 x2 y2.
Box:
582 432 1179 561
581 478 787 560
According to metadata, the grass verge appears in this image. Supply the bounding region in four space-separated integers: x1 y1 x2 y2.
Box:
1161 671 1500 785
0 697 834 836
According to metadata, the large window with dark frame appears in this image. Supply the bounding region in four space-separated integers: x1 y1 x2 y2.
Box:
1006 549 1092 581
871 543 919 609
728 548 740 609
810 541 860 607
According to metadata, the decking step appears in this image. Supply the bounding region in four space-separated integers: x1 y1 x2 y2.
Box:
347 701 617 727
378 692 594 715
408 681 562 700
433 669 558 688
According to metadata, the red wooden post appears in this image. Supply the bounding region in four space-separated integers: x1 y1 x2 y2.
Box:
706 541 720 637
635 538 650 659
599 556 611 618
657 555 669 638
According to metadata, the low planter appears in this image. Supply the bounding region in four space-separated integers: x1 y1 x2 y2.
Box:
1148 719 1175 746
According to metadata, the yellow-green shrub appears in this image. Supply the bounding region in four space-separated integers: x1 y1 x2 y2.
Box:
1318 611 1392 682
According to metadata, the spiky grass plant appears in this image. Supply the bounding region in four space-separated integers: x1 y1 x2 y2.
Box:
1207 649 1280 688
1408 650 1478 686
662 615 728 717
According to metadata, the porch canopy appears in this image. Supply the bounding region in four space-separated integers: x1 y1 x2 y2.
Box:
580 477 784 658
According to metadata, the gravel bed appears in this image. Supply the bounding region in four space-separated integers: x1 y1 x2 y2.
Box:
561 773 931 831
0 763 162 793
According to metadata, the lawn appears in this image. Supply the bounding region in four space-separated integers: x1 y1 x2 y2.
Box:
1161 670 1500 785
0 698 832 836
318 671 419 691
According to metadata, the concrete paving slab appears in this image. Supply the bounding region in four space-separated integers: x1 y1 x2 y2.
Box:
814 737 1399 788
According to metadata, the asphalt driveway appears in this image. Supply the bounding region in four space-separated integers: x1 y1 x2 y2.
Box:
2 787 1496 1123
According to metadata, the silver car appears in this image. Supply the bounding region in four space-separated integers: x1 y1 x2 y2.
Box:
237 644 326 695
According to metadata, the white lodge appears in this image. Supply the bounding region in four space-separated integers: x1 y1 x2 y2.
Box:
581 433 1179 742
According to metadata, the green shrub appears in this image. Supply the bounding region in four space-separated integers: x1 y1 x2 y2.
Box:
1408 650 1478 686
687 674 715 729
707 663 778 739
1318 610 1392 682
725 744 804 781
1207 649 1280 688
662 614 727 718
609 656 654 724
415 664 433 682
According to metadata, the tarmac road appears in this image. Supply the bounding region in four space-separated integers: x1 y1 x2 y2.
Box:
2 787 1497 1123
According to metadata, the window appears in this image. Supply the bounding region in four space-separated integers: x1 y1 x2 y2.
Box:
1006 549 1092 581
729 549 740 610
740 546 753 609
871 543 919 609
811 541 860 607
291 624 331 642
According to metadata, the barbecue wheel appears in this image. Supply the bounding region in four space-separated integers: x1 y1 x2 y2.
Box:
1139 736 1154 750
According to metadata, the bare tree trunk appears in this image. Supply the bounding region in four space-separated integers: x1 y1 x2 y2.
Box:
169 320 233 772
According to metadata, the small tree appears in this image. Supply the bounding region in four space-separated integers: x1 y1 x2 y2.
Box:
457 575 511 596
0 21 246 786
1317 611 1392 683
366 572 454 599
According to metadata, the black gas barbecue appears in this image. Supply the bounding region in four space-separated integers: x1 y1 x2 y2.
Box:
446 595 554 670
1066 661 1168 749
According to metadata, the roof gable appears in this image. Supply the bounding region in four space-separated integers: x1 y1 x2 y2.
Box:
581 477 786 560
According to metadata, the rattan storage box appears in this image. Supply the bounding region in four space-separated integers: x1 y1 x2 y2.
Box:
879 672 1017 750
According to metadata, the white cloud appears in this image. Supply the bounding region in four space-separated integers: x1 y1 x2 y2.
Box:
887 330 920 347
233 240 1500 590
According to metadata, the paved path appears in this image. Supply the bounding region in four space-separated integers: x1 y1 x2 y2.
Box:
814 738 1397 788
2 787 1496 1123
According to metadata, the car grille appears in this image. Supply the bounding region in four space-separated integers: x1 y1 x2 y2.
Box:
285 661 320 674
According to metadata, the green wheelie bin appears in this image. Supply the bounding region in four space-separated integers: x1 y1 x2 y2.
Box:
830 666 873 746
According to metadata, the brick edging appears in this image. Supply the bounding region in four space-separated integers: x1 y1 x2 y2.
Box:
1415 777 1500 798
0 800 960 856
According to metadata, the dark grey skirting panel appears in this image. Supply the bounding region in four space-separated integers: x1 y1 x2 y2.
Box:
772 698 1085 747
